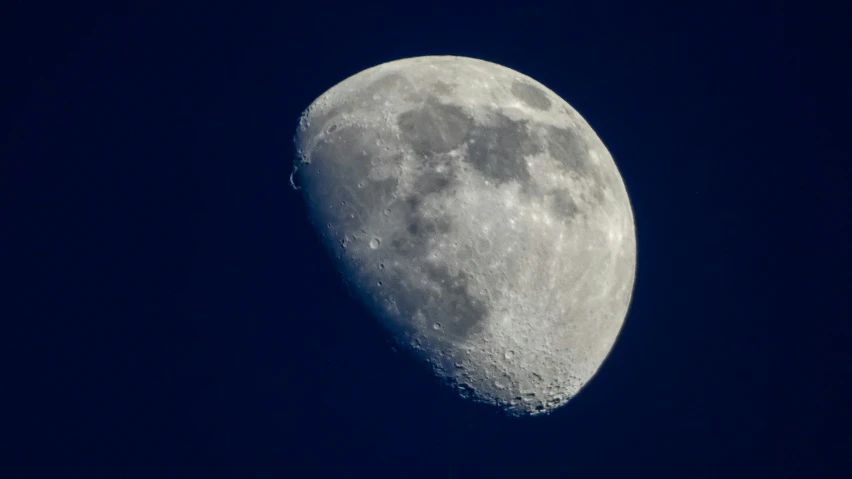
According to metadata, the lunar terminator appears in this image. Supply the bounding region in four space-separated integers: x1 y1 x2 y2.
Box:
292 56 636 415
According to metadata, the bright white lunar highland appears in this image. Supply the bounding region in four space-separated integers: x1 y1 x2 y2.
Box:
292 56 636 415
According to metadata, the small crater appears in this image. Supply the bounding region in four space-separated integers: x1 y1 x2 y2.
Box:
369 237 381 249
504 350 516 360
432 322 442 330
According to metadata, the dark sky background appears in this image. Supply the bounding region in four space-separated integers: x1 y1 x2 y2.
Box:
6 1 850 477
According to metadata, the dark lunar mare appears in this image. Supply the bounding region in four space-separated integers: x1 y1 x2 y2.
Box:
465 111 543 186
398 97 471 155
545 125 591 176
385 195 489 341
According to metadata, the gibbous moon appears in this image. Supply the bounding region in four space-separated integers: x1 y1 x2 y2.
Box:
292 56 636 415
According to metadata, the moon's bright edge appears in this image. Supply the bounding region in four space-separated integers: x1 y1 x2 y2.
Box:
292 56 636 416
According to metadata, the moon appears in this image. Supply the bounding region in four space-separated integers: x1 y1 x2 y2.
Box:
291 56 636 416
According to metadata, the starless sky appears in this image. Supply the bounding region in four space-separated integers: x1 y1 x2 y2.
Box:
5 1 850 478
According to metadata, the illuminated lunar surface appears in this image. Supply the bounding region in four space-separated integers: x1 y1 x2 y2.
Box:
291 55 636 415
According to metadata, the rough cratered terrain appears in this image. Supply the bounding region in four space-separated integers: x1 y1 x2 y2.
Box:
292 56 636 415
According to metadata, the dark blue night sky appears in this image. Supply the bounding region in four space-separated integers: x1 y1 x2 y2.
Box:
6 1 850 477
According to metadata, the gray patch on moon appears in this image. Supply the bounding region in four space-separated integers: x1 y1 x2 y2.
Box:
543 125 609 210
381 195 488 341
398 98 472 155
364 73 410 99
399 98 542 189
466 111 541 186
413 160 455 197
546 188 580 221
390 196 453 256
511 81 552 110
545 125 590 175
420 263 489 340
431 80 455 95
